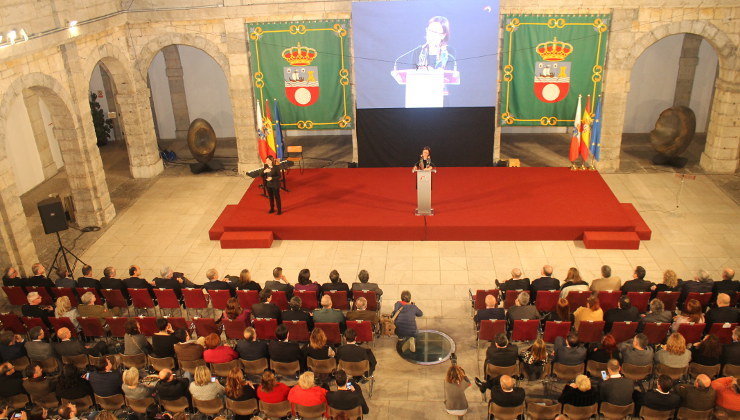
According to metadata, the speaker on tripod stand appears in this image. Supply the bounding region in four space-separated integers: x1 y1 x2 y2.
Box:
38 196 86 276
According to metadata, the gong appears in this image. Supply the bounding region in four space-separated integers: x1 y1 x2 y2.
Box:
649 106 696 158
187 118 217 164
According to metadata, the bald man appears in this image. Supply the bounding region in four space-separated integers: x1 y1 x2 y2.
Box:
705 293 740 331
154 368 189 401
495 268 531 301
676 374 716 411
474 294 505 324
489 374 525 407
52 328 86 357
314 294 346 331
713 268 739 297
530 265 561 302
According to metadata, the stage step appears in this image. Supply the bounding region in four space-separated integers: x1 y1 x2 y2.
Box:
583 231 640 250
209 205 237 240
620 203 652 240
220 231 274 248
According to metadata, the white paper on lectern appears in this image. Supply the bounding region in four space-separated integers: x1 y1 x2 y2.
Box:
405 69 444 108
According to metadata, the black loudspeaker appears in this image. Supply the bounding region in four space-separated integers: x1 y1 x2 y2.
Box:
37 197 68 234
347 162 358 168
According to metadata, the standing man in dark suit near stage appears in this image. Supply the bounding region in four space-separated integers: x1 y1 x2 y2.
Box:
263 155 282 215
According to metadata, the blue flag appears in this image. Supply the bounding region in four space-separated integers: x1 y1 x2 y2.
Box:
590 95 603 161
272 100 285 160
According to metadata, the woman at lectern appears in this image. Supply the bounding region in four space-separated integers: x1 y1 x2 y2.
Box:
263 156 282 215
414 146 434 171
412 16 455 70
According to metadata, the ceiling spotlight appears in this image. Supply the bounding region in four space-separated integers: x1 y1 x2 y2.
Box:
68 20 78 28
19 29 27 42
7 30 16 45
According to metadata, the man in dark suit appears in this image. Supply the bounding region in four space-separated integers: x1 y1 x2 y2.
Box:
679 270 714 303
124 265 154 291
282 296 313 329
76 265 100 289
621 266 654 293
154 369 189 401
335 329 376 375
604 296 640 331
202 268 234 293
265 267 294 298
52 327 87 357
483 375 525 407
319 269 350 300
235 327 269 361
100 266 127 297
474 294 505 324
252 289 282 321
21 292 54 326
706 293 739 328
506 292 541 327
26 263 54 288
722 327 740 366
24 327 55 362
268 324 305 370
54 268 76 289
638 374 681 413
530 265 560 302
554 332 586 366
599 359 635 406
496 268 531 299
153 267 198 299
0 330 26 362
713 268 739 300
2 266 23 287
676 374 716 411
485 333 519 368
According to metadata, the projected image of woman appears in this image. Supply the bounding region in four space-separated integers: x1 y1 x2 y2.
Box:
413 16 455 70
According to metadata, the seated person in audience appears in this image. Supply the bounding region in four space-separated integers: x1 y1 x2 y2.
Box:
304 328 335 361
269 324 305 370
293 268 319 294
478 375 525 407
554 332 586 366
496 268 531 297
53 327 94 358
153 266 197 298
27 263 54 288
88 356 123 397
202 268 234 293
314 294 346 332
151 318 180 358
676 374 715 411
473 294 505 325
121 367 153 400
636 374 681 414
506 291 541 324
485 333 519 368
0 362 25 399
573 295 603 330
320 269 351 301
617 333 653 366
2 266 23 287
680 270 714 303
124 265 154 292
549 298 573 322
77 291 116 319
558 374 598 407
691 334 722 366
189 365 225 401
21 292 54 326
225 367 257 402
723 327 740 366
655 332 691 368
671 299 704 332
173 328 203 362
654 269 682 293
24 326 55 362
100 266 127 297
265 266 294 298
234 269 261 291
336 329 377 375
351 269 383 298
76 265 100 289
0 330 26 362
706 293 739 327
588 334 620 364
621 266 654 293
235 327 269 361
288 371 327 407
604 296 640 330
530 265 560 301
54 296 80 330
599 359 634 406
221 297 250 324
252 289 282 322
54 268 76 289
713 268 739 300
560 267 589 298
155 368 190 401
640 299 673 326
22 362 54 399
712 376 740 414
256 369 291 403
203 333 238 364
55 364 93 400
282 296 313 329
124 318 152 355
326 369 369 415
519 337 552 380
590 265 621 292
58 404 79 420
346 297 379 327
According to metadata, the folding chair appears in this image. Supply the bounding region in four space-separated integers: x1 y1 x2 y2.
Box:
294 290 319 311
253 318 278 340
586 360 608 377
477 319 506 346
100 289 129 313
62 395 94 412
708 322 737 344
535 290 560 313
294 403 327 419
241 358 269 377
165 316 190 332
686 293 712 311
338 359 374 397
286 145 304 173
472 289 499 311
22 317 49 336
352 290 379 312
576 320 605 343
120 353 147 370
126 397 155 415
222 319 248 340
597 291 621 312
160 396 190 412
639 406 675 420
105 317 128 338
610 321 639 344
271 291 289 311
689 362 720 379
503 290 522 309
96 393 125 411
543 321 572 344
182 288 209 314
599 402 635 420
626 292 651 313
642 322 671 345
225 397 258 416
211 359 240 377
207 289 232 310
552 363 585 382
655 363 688 381
284 320 310 342
525 399 562 420
271 360 300 379
563 403 598 420
676 407 713 420
0 313 27 335
622 363 653 382
260 400 292 419
307 356 337 376
511 319 540 342
722 363 740 378
153 289 181 314
677 322 706 344
129 289 156 315
485 361 519 380
62 354 89 370
314 322 342 345
193 397 224 416
49 317 78 337
567 291 590 312
136 316 158 336
77 317 106 340
179 358 206 375
25 287 53 305
656 292 680 311
54 287 79 306
347 320 374 344
488 402 524 420
2 286 28 306
236 290 260 311
32 391 60 409
148 355 175 371
326 290 350 310
38 356 59 374
193 317 220 337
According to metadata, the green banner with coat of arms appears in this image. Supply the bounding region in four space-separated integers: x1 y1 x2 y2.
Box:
247 20 353 130
500 15 610 126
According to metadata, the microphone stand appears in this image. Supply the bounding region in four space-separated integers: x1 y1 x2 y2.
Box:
393 44 424 71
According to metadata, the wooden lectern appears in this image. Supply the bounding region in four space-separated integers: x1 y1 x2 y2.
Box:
413 169 436 216
391 68 460 108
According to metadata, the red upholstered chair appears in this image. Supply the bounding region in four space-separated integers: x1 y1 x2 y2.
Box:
0 313 27 334
597 291 621 312
626 292 651 313
576 321 605 343
25 287 54 305
207 290 232 311
271 291 289 311
100 289 128 313
610 322 639 344
511 319 540 342
253 318 278 341
49 317 78 337
193 317 219 338
165 317 190 332
236 290 260 311
656 292 680 311
294 290 319 311
686 293 712 311
473 289 500 311
477 320 506 345
54 288 79 306
314 323 342 345
642 323 671 345
77 317 106 339
22 317 49 336
222 319 247 340
543 321 572 344
105 317 128 338
326 291 349 311
352 290 379 312
346 320 374 344
677 323 706 344
504 290 523 309
137 317 158 336
2 287 28 306
284 320 310 342
129 289 156 314
153 289 181 311
709 323 737 344
182 289 209 312
567 291 591 313
76 287 103 303
535 291 560 313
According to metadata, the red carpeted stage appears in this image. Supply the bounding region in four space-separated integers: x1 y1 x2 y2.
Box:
210 167 650 249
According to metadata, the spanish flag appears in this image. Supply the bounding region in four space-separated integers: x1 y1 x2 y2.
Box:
569 95 582 163
263 99 277 160
256 102 269 163
580 95 592 161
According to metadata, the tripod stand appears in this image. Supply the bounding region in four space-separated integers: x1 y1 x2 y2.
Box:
48 231 86 276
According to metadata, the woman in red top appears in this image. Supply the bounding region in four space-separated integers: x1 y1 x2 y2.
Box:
220 298 251 324
288 371 327 408
256 369 291 403
202 333 238 364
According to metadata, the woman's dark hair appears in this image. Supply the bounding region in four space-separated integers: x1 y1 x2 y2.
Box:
224 297 242 320
401 290 411 303
422 146 431 154
56 364 83 390
297 269 311 285
125 318 140 335
156 318 169 332
600 334 617 355
699 334 723 359
427 16 450 45
329 270 341 284
555 298 570 322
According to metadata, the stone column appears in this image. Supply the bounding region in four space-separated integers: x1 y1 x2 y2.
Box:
162 45 191 142
699 70 739 173
673 34 702 108
22 89 59 179
99 65 125 144
0 159 39 275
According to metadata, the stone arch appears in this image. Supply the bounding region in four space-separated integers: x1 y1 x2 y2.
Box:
136 32 231 82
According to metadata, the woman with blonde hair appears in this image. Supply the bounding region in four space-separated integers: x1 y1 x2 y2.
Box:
288 371 328 407
655 269 682 293
655 332 691 368
671 298 704 332
572 296 603 329
188 365 224 400
558 374 598 406
235 269 261 291
304 327 335 360
121 367 153 399
520 338 553 380
54 295 80 329
444 364 471 419
256 369 290 403
560 268 589 298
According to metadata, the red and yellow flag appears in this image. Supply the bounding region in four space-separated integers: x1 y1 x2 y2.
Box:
580 95 592 161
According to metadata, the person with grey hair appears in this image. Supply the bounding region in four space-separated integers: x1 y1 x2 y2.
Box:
713 267 739 300
640 298 673 325
722 327 740 366
506 291 541 325
77 291 116 319
100 266 127 295
530 265 560 303
496 268 531 299
679 269 714 302
202 268 234 292
346 297 380 324
2 266 23 287
351 269 383 298
590 265 622 292
21 292 54 326
27 263 53 288
154 266 196 298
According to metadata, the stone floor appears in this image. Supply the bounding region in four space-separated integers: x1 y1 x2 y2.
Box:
14 133 739 419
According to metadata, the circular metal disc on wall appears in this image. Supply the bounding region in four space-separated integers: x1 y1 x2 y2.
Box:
649 106 696 157
187 118 217 164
